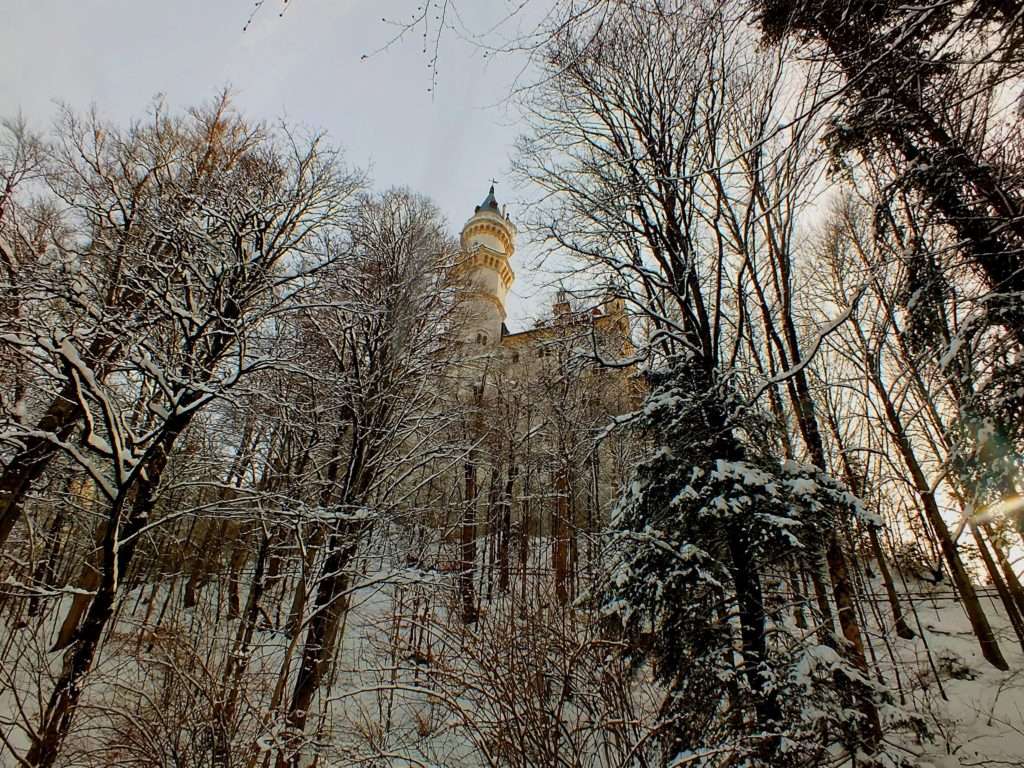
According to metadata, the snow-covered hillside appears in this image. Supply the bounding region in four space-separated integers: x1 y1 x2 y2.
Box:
3 547 1023 767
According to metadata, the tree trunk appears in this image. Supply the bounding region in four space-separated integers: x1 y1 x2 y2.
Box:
0 328 128 551
790 366 878 681
27 506 67 618
278 521 363 767
726 525 781 753
809 553 838 642
970 522 1024 652
552 468 570 605
53 519 109 651
184 520 217 610
870 364 1008 669
498 464 516 593
826 405 915 640
226 533 250 620
752 259 882 746
787 561 809 629
460 461 478 624
285 527 324 637
0 391 79 550
484 466 501 602
985 523 1024 619
25 422 180 767
216 532 271 767
867 524 915 639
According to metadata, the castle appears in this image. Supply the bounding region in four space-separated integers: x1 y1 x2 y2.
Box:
445 185 639 607
452 184 632 371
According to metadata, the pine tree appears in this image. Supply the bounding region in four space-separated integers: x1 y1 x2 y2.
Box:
602 360 879 766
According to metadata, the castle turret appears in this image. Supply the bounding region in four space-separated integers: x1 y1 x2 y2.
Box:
456 184 516 347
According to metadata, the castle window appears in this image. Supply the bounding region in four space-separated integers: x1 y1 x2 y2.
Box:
476 332 488 346
511 350 520 363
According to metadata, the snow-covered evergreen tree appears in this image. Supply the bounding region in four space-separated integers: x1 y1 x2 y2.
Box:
602 358 882 766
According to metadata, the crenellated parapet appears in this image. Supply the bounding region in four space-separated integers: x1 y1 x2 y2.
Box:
460 210 516 258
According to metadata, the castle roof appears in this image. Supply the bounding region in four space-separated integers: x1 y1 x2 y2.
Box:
475 184 500 214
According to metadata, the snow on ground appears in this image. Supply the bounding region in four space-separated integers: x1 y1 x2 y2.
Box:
876 582 1024 767
2 546 1024 767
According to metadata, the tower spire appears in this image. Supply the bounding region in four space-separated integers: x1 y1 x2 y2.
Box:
458 182 517 344
476 181 501 214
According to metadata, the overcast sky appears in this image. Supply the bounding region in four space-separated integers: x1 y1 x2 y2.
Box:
2 0 549 325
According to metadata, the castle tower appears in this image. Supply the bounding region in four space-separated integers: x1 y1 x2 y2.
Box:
456 184 516 347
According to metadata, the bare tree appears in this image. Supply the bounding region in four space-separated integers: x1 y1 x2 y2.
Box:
275 189 459 766
811 193 1011 670
515 1 882 760
0 96 357 768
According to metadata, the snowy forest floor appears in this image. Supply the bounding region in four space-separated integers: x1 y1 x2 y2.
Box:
2 541 1024 768
867 582 1024 768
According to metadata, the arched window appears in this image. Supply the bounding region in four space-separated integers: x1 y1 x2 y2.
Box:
476 332 488 346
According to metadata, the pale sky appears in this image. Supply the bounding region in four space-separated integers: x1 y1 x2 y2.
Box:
1 0 548 326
